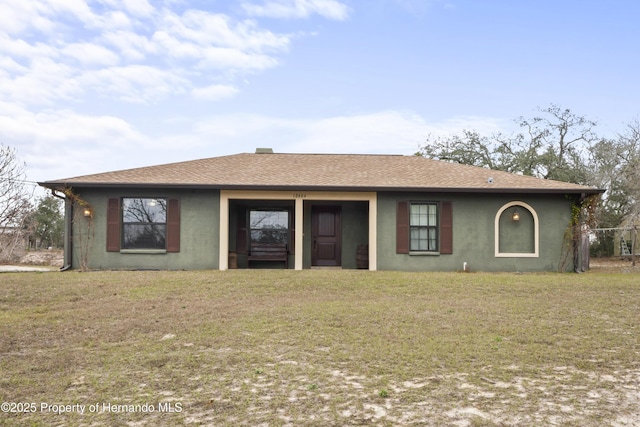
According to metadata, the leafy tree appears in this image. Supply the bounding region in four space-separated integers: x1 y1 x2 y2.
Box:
27 195 64 249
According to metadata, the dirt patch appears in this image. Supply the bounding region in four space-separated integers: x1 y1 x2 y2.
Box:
590 257 640 273
17 250 64 267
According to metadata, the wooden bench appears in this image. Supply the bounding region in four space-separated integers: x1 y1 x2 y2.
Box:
248 242 288 268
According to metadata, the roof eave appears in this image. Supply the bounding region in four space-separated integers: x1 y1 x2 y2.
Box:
39 181 605 196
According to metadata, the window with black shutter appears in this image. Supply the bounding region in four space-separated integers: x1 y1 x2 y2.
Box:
107 197 180 252
396 200 453 254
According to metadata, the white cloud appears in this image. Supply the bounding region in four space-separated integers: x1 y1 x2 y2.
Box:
157 10 290 53
0 102 147 181
299 112 429 154
148 30 280 71
41 0 102 29
101 30 153 61
0 34 58 61
0 57 82 105
192 84 239 101
100 0 155 18
149 31 202 59
61 43 120 67
190 111 506 156
197 47 280 71
242 0 351 20
0 56 28 76
0 1 300 105
0 1 55 35
79 65 190 103
97 10 135 30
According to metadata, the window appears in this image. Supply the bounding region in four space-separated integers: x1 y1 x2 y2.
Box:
397 201 452 255
410 202 438 251
249 210 288 244
107 198 179 252
122 198 167 250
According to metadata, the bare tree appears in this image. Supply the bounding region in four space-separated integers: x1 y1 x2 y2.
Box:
589 120 640 224
617 119 640 219
509 104 597 182
0 144 33 261
419 104 597 184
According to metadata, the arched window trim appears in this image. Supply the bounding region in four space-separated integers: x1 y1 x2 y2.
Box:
494 201 539 258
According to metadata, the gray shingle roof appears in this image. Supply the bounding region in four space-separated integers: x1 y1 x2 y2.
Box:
40 152 603 194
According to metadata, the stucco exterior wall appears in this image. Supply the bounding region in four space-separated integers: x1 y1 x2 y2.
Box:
67 188 574 272
376 192 574 272
71 188 220 270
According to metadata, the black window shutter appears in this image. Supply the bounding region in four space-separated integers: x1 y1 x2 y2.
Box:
440 201 453 254
167 198 180 252
396 201 409 254
106 198 120 252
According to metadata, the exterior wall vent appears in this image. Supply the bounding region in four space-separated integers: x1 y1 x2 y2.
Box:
255 148 274 154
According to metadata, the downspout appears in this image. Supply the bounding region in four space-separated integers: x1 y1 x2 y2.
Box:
51 189 72 271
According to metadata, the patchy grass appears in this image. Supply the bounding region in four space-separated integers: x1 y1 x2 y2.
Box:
0 269 639 426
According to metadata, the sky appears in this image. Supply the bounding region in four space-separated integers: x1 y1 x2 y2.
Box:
2 0 639 192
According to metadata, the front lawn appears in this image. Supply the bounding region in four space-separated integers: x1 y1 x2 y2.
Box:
1 270 638 426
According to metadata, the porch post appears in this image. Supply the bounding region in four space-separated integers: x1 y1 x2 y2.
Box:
368 194 377 271
219 192 229 270
295 198 304 270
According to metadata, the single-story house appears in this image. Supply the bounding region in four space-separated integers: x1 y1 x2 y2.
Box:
39 150 604 272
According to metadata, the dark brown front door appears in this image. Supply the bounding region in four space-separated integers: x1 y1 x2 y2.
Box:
312 206 341 266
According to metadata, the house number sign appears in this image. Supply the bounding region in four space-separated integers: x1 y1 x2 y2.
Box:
293 193 307 199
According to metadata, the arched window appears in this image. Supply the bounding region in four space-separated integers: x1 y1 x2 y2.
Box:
494 201 539 258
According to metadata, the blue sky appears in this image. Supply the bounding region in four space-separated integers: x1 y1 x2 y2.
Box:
1 0 639 187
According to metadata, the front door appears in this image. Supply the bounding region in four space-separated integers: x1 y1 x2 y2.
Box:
312 206 342 266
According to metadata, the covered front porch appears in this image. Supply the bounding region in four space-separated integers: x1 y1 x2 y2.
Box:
219 190 377 270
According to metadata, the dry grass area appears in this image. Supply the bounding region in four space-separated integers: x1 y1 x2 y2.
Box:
0 269 639 426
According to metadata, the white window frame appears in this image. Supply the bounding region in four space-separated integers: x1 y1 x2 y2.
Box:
409 202 439 252
494 201 539 258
